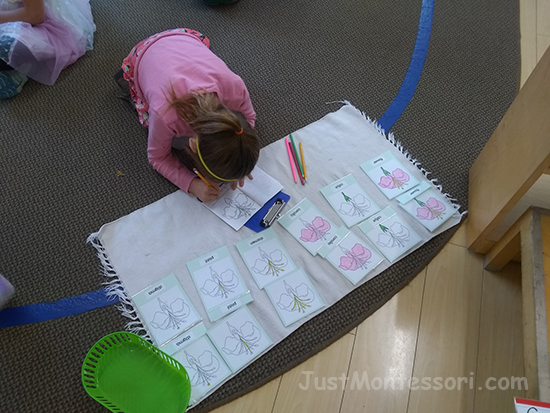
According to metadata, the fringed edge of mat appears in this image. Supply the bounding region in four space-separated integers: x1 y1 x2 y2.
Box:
336 100 468 218
86 232 152 342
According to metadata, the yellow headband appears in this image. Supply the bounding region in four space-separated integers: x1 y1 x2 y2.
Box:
196 138 234 182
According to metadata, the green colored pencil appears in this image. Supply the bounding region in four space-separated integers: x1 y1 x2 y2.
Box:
289 133 304 179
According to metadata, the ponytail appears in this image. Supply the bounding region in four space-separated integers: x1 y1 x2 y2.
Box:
168 89 260 181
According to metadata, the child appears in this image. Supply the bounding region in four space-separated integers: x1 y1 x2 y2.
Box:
0 0 95 98
120 28 260 203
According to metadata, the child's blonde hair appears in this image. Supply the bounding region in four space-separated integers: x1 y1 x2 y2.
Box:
168 89 260 182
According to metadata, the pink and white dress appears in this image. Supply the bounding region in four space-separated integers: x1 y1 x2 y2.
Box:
0 0 95 85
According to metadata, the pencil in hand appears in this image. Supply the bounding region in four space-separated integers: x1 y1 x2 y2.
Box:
193 168 212 187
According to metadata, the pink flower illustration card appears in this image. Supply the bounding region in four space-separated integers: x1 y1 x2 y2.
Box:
318 227 384 285
360 151 420 199
358 207 423 262
263 268 325 327
277 198 339 256
396 181 459 232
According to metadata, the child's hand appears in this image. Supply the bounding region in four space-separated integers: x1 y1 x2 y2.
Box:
231 174 253 190
189 178 221 202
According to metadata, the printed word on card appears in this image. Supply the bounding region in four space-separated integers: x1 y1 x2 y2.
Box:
318 227 384 285
236 227 298 289
321 174 381 227
361 151 420 199
358 207 423 262
207 306 272 372
278 198 338 255
186 246 253 322
132 274 202 347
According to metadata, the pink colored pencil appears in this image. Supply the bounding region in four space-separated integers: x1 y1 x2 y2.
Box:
285 138 298 182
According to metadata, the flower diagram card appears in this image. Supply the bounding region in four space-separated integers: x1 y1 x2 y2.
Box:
264 268 325 327
132 274 202 347
358 207 423 262
360 151 420 199
236 227 298 289
320 174 381 227
171 334 232 407
318 227 384 285
277 198 338 256
207 306 272 372
186 246 253 322
396 181 459 232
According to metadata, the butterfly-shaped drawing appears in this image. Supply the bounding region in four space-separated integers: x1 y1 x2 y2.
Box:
222 193 255 220
201 266 239 299
150 297 191 330
415 197 446 220
184 350 221 387
339 192 371 217
277 280 315 313
252 247 288 277
338 243 372 271
378 167 410 190
222 321 262 356
299 217 331 243
377 222 410 248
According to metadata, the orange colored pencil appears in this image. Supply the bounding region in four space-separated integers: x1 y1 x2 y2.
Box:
299 142 307 181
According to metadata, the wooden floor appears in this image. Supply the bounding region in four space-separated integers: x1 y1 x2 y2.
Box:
212 3 550 412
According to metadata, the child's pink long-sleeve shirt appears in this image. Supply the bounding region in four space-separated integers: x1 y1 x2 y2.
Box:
135 34 256 192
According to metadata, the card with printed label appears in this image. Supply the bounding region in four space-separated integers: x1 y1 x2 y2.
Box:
186 246 253 322
132 274 202 347
236 227 298 289
320 174 381 227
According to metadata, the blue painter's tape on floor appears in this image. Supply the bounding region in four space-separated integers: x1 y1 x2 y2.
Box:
2 0 435 328
0 289 120 328
378 0 435 132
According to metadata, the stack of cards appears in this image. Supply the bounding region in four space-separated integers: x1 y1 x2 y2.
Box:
318 228 384 285
358 207 423 262
361 151 420 199
236 228 297 289
277 198 338 255
321 174 381 227
396 181 458 232
186 246 253 322
132 274 202 347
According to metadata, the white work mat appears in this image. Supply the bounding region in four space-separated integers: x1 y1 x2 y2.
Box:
88 102 462 406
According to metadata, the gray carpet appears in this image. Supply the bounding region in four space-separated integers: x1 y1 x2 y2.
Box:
0 0 519 411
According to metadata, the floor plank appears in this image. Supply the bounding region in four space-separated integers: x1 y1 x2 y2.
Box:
449 221 468 248
339 269 426 413
473 262 525 413
271 334 355 413
407 244 484 413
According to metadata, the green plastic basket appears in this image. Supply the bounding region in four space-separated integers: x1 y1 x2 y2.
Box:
82 332 191 413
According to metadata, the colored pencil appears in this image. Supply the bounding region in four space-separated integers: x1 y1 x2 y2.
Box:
285 138 297 183
289 133 305 179
299 141 307 181
290 139 305 185
193 168 212 187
